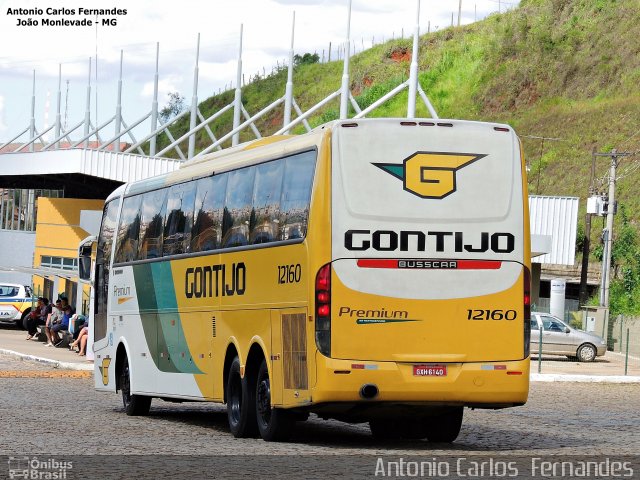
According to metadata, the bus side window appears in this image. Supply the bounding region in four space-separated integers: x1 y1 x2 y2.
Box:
138 188 168 260
191 174 227 253
250 159 284 245
114 195 142 264
278 151 316 241
163 182 197 256
222 167 255 248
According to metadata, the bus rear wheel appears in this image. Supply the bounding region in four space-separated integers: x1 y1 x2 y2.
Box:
120 356 151 416
255 359 294 441
369 419 427 440
423 407 463 443
226 356 258 438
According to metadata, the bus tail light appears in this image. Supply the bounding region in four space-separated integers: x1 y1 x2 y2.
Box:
523 266 531 358
315 263 331 357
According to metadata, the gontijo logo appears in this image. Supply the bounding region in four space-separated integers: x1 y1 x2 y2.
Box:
373 151 487 199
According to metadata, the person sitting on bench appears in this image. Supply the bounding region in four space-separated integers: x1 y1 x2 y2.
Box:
50 304 71 347
25 297 48 340
44 299 63 347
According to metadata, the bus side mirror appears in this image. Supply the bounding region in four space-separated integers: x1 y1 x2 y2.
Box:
78 240 94 282
79 255 92 281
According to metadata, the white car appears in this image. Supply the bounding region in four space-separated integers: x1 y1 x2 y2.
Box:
530 312 607 362
0 283 35 327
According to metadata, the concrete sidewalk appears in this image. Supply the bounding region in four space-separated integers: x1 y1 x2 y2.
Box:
0 325 93 371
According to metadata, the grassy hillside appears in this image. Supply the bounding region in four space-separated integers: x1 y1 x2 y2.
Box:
155 0 640 311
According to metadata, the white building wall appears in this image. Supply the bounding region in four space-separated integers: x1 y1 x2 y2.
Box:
529 195 579 266
0 230 35 284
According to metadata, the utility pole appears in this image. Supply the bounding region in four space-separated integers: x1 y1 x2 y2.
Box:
594 150 633 308
458 0 462 26
578 148 596 305
602 150 618 308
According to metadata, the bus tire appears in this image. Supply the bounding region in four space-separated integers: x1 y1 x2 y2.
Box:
369 419 425 440
255 359 294 441
424 407 463 443
226 356 258 438
369 419 403 439
120 356 151 416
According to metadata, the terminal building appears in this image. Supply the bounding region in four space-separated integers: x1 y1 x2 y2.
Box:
0 147 178 313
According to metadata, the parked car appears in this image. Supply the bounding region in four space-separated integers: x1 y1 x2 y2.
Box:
530 312 606 362
0 283 35 328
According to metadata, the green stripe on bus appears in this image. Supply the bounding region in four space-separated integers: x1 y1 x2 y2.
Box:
151 262 202 374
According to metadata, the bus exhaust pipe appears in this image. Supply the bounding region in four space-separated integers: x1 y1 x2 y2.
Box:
360 384 379 399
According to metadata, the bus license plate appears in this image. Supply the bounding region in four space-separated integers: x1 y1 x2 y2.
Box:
413 365 447 377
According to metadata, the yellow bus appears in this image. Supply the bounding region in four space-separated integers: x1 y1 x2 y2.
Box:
80 118 531 442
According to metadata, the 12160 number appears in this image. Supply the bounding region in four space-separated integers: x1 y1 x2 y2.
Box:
278 264 301 284
467 309 517 320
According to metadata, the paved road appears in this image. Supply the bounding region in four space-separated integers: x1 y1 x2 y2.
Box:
1 354 639 478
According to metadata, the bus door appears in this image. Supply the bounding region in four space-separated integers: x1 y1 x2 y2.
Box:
94 199 120 354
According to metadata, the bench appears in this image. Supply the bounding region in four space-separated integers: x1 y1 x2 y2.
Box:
36 325 73 347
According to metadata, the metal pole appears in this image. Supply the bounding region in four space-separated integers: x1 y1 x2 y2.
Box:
55 65 62 149
114 50 123 153
407 0 420 118
599 229 608 306
602 150 618 308
150 42 159 156
188 33 200 159
84 58 92 148
538 324 543 373
620 317 623 352
29 71 36 152
232 25 243 146
624 328 629 375
283 12 295 134
339 0 352 119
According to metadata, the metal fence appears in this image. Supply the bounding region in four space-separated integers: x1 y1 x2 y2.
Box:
0 188 64 232
531 312 640 377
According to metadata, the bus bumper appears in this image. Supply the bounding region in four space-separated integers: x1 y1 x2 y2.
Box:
311 355 530 408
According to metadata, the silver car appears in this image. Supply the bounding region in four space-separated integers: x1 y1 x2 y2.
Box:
530 312 607 362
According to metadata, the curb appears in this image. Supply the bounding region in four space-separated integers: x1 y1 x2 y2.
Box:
2 349 638 381
0 348 93 371
531 373 640 383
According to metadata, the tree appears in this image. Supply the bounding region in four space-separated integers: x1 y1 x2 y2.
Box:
293 53 320 66
159 92 186 123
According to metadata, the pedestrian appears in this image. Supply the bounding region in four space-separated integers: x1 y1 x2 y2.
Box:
25 297 48 340
50 304 71 347
44 299 63 347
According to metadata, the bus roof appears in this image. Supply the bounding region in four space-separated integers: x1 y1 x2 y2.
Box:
104 118 516 202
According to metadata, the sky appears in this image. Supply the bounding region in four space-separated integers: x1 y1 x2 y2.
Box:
0 0 520 144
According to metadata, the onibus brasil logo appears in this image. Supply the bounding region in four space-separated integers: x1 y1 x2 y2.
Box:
373 151 487 199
